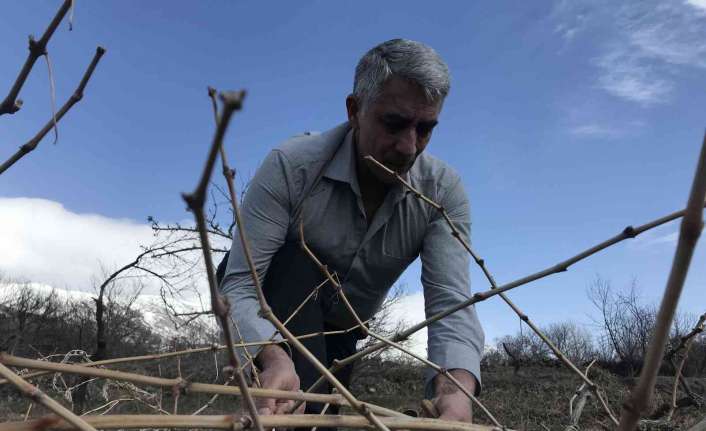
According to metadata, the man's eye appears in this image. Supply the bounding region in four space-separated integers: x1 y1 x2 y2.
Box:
417 124 435 137
384 121 405 133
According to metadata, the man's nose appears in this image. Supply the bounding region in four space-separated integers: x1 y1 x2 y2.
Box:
395 127 417 158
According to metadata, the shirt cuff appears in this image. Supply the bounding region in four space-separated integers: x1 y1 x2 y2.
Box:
229 315 286 374
424 341 482 398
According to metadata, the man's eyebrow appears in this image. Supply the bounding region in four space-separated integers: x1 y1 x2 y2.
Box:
381 113 413 123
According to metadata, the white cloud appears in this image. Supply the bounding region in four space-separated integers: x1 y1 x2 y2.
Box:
553 1 706 105
595 50 673 105
570 124 620 138
386 291 427 358
638 230 680 247
551 1 590 44
626 3 706 68
686 0 706 12
630 223 680 249
0 197 154 291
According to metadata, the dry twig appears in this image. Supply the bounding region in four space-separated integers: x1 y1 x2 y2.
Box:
0 0 72 115
181 90 263 431
0 326 369 387
207 86 261 387
364 156 620 424
618 132 706 430
300 156 706 423
565 360 596 431
0 362 96 431
0 46 106 175
297 220 503 428
0 414 507 431
0 353 402 418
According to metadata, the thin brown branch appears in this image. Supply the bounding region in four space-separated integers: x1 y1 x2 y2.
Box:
0 362 96 431
181 90 264 431
150 223 233 240
0 0 72 115
352 157 622 424
191 374 235 415
0 326 368 387
0 414 506 431
0 353 402 418
618 132 706 430
150 246 229 259
666 339 695 421
0 46 106 175
208 86 260 388
667 312 706 361
297 220 503 428
303 155 702 425
174 310 213 317
566 360 596 431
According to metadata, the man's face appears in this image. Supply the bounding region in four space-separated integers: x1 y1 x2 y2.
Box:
348 76 443 184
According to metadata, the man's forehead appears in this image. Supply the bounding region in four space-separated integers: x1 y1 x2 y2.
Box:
374 97 441 122
371 78 442 120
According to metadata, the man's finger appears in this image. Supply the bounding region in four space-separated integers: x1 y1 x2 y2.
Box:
273 400 293 415
257 407 272 416
421 399 440 418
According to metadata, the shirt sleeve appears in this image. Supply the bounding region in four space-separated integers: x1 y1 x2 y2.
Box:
219 149 293 363
420 175 485 397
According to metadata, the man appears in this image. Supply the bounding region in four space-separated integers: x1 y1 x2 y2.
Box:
218 38 484 424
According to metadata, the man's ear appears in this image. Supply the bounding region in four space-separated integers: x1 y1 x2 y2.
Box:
346 94 360 129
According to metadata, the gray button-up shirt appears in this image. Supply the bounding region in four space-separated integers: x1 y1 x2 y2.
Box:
221 122 484 392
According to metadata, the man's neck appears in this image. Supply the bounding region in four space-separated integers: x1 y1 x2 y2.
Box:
354 133 388 221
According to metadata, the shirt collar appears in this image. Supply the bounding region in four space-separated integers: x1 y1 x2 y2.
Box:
322 127 411 199
323 128 362 196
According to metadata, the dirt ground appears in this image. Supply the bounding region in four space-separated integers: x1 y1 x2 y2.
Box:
350 358 706 430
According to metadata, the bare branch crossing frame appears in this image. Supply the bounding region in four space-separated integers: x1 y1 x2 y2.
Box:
1 5 705 428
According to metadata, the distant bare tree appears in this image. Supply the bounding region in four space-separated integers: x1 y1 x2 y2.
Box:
544 321 596 365
588 277 656 375
496 328 552 366
0 280 65 357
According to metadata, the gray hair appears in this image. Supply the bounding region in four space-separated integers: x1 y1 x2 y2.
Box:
353 39 450 109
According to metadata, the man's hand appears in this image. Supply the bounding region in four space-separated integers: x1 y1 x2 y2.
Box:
254 344 304 415
429 369 476 423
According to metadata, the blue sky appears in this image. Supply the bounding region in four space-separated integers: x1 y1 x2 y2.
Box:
1 0 705 346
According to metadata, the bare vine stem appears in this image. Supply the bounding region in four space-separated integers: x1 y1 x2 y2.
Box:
0 414 506 431
0 326 366 387
667 312 706 412
296 220 503 429
0 362 96 431
181 90 263 431
364 155 619 424
618 132 706 430
237 279 354 373
0 0 72 115
565 360 596 431
207 86 261 387
0 46 106 175
0 353 401 418
301 157 705 420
